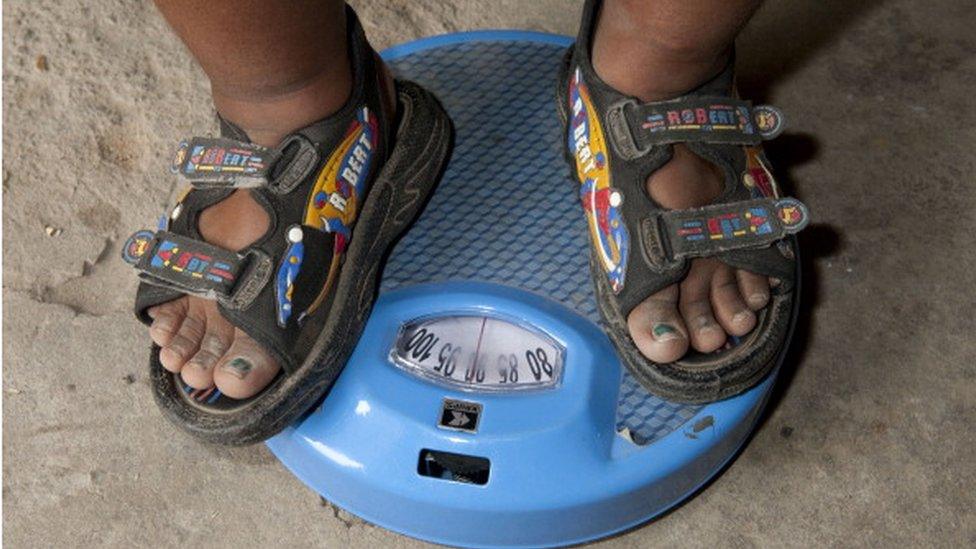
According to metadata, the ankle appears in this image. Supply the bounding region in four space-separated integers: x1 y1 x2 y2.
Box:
212 68 352 147
591 2 732 102
594 47 729 103
592 37 730 102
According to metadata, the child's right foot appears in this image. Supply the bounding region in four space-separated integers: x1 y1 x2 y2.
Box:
124 6 452 444
148 32 400 401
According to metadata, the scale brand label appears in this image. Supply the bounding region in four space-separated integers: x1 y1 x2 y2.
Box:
438 399 482 433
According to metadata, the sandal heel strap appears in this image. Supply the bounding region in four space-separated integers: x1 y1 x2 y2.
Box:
122 230 272 309
643 197 809 270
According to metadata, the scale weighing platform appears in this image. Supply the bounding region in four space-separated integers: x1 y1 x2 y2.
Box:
267 31 784 548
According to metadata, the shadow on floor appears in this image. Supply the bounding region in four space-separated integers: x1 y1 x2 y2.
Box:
737 0 887 100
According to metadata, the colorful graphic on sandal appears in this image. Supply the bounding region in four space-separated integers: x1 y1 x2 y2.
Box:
122 230 155 265
303 106 378 254
775 198 808 228
174 138 272 177
743 146 779 199
569 68 629 293
677 207 774 243
752 105 785 139
642 104 754 136
675 198 808 244
275 226 305 327
150 239 236 284
298 106 379 323
183 382 222 405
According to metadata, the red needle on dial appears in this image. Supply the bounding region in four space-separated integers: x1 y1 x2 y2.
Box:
472 317 487 372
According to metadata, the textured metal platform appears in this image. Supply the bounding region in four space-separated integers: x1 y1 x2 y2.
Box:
380 36 699 444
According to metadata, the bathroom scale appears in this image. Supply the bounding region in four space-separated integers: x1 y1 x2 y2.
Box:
266 30 788 548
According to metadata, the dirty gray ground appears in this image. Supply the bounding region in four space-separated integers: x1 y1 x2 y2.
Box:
3 0 975 547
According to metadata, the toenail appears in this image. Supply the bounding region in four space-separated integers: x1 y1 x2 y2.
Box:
748 293 768 307
189 352 217 370
222 358 253 379
167 338 193 358
733 311 753 325
694 318 720 334
692 316 712 329
153 316 177 331
200 335 227 355
652 323 681 342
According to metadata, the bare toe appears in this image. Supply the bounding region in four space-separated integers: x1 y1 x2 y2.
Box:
711 265 756 337
736 270 770 311
160 315 205 376
148 300 187 347
213 330 281 399
679 261 726 353
181 327 232 389
627 285 689 363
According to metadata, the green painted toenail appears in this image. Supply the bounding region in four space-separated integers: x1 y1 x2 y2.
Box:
652 323 680 341
224 358 252 379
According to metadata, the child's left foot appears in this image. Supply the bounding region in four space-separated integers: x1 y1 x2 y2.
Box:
624 143 774 363
560 0 810 403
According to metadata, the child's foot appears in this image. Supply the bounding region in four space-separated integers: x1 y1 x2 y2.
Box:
563 0 807 402
591 29 773 364
147 191 280 399
625 145 773 363
126 5 453 443
146 61 398 400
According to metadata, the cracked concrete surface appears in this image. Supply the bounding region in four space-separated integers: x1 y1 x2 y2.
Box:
3 0 975 547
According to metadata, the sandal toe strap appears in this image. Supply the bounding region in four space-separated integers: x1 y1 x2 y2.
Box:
122 230 273 310
611 197 808 317
643 197 809 270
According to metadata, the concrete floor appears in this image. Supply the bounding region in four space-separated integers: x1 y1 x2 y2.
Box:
3 0 975 546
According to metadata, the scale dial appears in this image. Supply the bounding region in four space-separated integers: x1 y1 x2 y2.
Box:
391 315 565 392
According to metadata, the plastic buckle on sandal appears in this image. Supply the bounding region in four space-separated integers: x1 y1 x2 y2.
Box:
172 137 281 189
223 249 273 310
639 216 684 273
645 197 810 266
267 134 319 195
606 99 649 161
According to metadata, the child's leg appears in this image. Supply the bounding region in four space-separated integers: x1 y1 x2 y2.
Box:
147 0 388 399
591 0 771 362
594 0 762 102
154 0 352 148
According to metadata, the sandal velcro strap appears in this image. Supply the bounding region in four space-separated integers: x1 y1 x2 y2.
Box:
641 197 809 271
171 135 319 194
122 229 272 309
606 97 785 159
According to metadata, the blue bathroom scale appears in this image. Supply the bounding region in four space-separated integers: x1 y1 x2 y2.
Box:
267 31 784 548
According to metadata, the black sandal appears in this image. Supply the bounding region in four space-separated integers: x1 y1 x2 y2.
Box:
121 6 452 444
557 0 809 403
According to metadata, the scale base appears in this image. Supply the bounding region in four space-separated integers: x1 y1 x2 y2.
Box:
267 31 784 548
